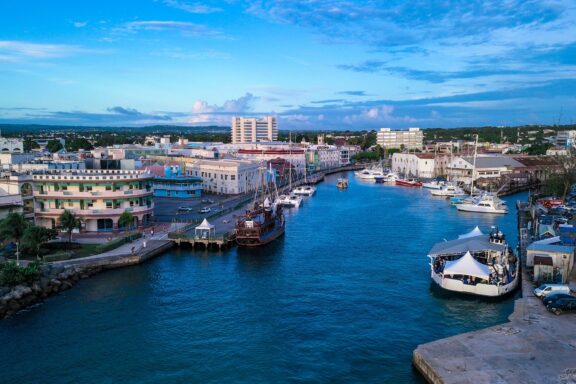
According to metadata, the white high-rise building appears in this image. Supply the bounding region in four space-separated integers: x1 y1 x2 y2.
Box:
376 127 423 150
231 116 278 143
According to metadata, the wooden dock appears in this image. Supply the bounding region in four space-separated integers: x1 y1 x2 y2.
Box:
169 232 236 250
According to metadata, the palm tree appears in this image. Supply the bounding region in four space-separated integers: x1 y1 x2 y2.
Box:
22 226 57 260
59 209 80 243
118 210 134 233
0 213 29 265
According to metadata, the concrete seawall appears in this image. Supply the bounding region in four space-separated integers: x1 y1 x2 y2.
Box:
413 269 576 384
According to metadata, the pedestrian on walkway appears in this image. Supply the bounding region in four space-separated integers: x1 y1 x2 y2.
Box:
131 246 135 255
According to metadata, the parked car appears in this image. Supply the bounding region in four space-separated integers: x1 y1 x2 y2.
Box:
534 284 571 298
199 207 211 213
178 206 193 212
542 292 574 306
201 199 209 203
546 297 576 315
207 199 216 204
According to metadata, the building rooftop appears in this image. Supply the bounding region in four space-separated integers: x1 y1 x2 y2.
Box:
461 156 525 169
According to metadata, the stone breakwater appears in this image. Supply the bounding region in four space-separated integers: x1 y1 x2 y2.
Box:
0 264 102 319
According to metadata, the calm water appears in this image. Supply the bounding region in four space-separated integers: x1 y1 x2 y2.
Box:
0 173 526 383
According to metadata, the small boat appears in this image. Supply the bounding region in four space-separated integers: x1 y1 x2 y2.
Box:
456 193 508 214
292 185 316 197
354 166 384 180
422 180 445 190
428 226 520 297
383 173 398 183
276 193 303 208
337 178 348 189
374 176 385 184
430 184 466 197
395 178 422 187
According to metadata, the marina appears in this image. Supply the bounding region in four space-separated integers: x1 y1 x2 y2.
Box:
0 171 526 383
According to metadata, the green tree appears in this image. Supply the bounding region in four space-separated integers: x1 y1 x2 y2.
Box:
0 213 29 265
22 226 57 260
23 137 39 152
66 137 94 151
46 139 63 153
59 210 80 243
118 210 134 232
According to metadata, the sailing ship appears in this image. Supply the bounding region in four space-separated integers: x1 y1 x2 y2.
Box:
428 226 519 297
236 167 285 247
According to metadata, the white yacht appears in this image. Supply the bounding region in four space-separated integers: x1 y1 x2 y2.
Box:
428 226 519 297
276 193 303 208
383 172 398 183
422 180 445 189
292 185 316 197
354 168 384 179
430 184 466 197
456 193 508 214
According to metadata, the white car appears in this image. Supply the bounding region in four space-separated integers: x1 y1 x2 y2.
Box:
199 207 211 213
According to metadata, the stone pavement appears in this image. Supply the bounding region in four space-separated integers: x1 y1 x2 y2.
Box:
413 270 576 384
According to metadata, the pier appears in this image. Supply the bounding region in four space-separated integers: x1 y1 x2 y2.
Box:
412 200 576 384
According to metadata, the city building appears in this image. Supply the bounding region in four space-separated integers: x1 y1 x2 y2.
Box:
392 153 436 178
0 138 23 153
376 127 423 150
186 159 261 195
555 130 576 148
231 116 278 143
0 194 23 220
0 173 34 220
447 156 525 185
306 145 341 172
33 170 154 232
152 166 203 198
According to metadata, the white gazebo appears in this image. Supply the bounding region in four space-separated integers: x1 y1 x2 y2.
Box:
195 218 215 240
443 251 491 280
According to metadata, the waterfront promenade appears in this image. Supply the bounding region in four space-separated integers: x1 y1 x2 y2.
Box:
413 268 576 384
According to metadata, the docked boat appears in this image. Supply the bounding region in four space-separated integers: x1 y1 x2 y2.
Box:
275 193 303 208
456 193 508 214
427 226 520 297
293 185 316 196
422 180 445 190
395 178 422 187
383 172 398 183
354 168 384 179
430 184 466 197
337 178 348 189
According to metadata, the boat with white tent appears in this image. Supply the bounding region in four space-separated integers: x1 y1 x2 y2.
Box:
427 226 520 297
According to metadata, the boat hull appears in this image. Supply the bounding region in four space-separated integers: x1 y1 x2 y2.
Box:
395 180 422 187
456 204 508 214
236 225 285 247
430 268 519 297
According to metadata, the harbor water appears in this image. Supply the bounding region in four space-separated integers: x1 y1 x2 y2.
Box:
0 172 526 383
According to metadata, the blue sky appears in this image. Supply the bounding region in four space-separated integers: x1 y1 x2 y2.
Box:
1 0 575 130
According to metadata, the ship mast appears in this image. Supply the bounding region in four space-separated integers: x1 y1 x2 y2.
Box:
471 134 478 195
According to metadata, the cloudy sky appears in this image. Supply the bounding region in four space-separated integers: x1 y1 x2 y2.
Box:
1 0 575 130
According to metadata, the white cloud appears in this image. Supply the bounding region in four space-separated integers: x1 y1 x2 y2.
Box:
189 93 259 124
0 40 88 61
119 21 226 39
162 0 223 14
73 21 88 28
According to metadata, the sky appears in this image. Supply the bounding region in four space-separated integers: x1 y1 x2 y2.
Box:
1 0 575 130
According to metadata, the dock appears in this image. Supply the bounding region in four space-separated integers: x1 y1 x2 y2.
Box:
412 201 576 384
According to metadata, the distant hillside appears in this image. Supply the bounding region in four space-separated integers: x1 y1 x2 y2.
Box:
0 124 229 135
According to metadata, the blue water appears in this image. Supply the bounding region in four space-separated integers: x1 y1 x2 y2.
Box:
0 172 525 383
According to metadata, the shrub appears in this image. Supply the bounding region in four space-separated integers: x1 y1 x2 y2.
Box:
0 261 41 287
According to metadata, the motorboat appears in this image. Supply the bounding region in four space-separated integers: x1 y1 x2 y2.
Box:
430 184 466 197
292 185 316 197
395 178 422 187
422 180 445 190
456 193 508 214
276 193 303 208
354 168 384 179
383 172 398 183
337 178 349 189
427 226 519 297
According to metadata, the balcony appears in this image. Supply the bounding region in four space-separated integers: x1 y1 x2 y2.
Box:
33 189 153 200
35 205 154 217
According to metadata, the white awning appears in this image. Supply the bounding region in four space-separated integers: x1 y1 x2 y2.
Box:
443 251 491 280
195 218 215 230
458 226 484 239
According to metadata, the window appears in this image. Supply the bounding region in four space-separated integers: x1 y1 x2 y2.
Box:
106 201 112 209
86 186 93 191
231 175 236 180
106 185 112 191
87 202 94 208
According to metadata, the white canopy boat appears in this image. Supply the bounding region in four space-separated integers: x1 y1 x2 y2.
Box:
427 226 519 297
456 193 508 214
